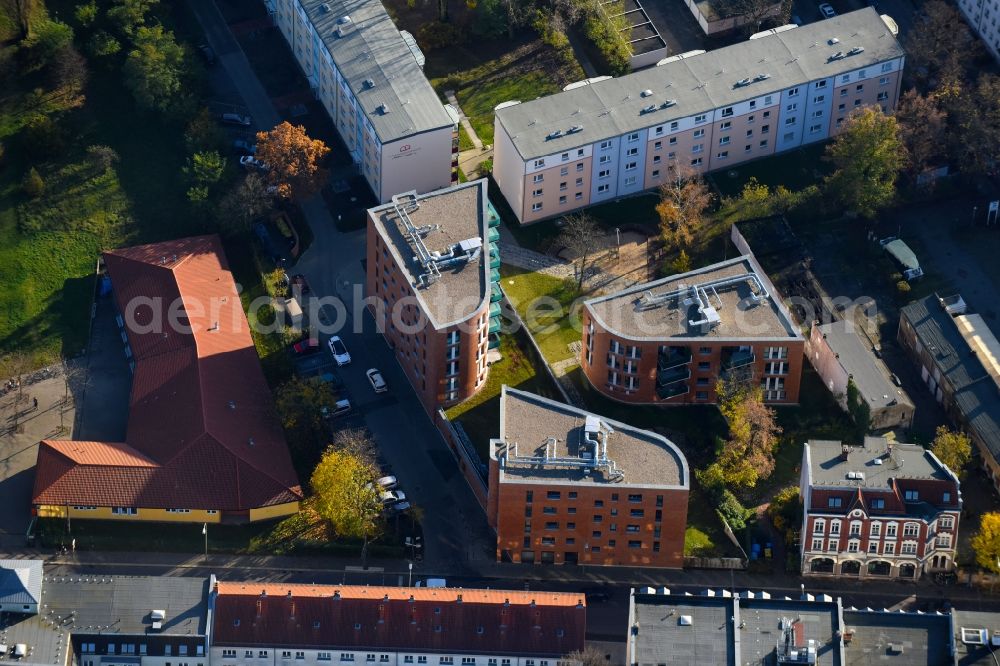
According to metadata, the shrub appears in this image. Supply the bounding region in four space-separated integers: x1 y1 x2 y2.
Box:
477 158 493 177
896 279 911 294
75 1 99 27
582 2 631 76
416 21 463 51
684 527 715 557
27 20 74 69
22 167 45 198
88 31 122 58
86 145 120 171
22 114 64 159
717 489 752 531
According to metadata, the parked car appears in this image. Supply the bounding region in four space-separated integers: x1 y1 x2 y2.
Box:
581 587 612 603
252 222 283 267
240 155 267 170
221 112 252 126
328 336 351 366
366 368 387 393
291 274 311 295
197 43 216 65
376 475 397 490
233 139 257 155
321 398 352 419
292 338 320 355
818 3 836 17
388 501 411 514
380 490 406 505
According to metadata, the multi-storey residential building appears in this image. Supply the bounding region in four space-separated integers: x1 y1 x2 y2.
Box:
487 387 689 567
898 294 1000 495
800 437 961 580
210 582 586 665
493 8 904 223
266 0 458 202
366 180 501 413
0 561 210 666
580 255 804 405
32 236 303 524
956 0 1000 63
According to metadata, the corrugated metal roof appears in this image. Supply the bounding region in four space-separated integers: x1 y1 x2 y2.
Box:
0 560 42 606
213 584 586 655
33 236 303 511
299 0 453 143
496 8 904 160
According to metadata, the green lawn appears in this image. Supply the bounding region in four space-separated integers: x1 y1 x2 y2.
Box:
709 143 830 198
446 331 562 462
429 39 584 147
0 1 204 365
458 124 475 151
499 265 583 364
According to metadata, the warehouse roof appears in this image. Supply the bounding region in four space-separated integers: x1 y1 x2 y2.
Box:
299 0 454 143
495 8 903 159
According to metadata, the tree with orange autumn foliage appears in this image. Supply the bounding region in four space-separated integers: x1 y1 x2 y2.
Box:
255 122 330 199
656 169 713 251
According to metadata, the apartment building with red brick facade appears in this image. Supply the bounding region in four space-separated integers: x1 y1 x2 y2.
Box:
800 438 961 580
487 387 689 567
580 255 804 405
493 8 904 224
365 179 502 414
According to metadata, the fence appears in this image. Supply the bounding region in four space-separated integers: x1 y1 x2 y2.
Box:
683 556 747 570
434 409 489 512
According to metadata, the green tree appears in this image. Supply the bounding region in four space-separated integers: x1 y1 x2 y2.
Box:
216 173 275 236
311 446 383 564
22 167 44 198
931 426 972 475
948 74 1000 180
556 213 602 290
656 169 713 250
766 486 801 544
185 107 226 152
22 113 64 159
87 31 121 58
0 0 39 40
823 107 906 219
184 150 225 204
846 379 870 443
108 0 158 37
972 512 1000 573
74 1 98 27
274 376 339 462
670 249 691 275
123 25 188 113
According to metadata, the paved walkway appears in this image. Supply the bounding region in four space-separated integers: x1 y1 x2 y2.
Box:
500 242 575 278
444 90 483 150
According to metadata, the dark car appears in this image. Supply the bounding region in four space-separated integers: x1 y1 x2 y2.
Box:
221 112 252 126
292 338 321 355
233 139 257 155
291 273 311 295
581 587 612 603
197 43 216 66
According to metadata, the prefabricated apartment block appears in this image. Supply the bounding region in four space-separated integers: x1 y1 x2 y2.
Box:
580 255 804 405
488 387 689 567
266 0 458 202
493 8 904 223
366 180 502 414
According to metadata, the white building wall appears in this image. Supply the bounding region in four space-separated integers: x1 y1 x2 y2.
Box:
210 647 563 666
379 129 455 203
617 129 647 195
801 78 834 144
591 137 621 203
492 122 527 219
957 0 1000 60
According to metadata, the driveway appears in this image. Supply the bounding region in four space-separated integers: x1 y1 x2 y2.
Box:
188 0 496 571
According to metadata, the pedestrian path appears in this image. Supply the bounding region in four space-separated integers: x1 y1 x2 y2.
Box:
499 242 575 278
444 90 483 150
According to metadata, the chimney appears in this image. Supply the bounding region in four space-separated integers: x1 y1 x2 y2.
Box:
456 594 462 604
840 445 850 462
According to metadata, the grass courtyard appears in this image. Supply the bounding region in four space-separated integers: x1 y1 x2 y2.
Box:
499 265 583 364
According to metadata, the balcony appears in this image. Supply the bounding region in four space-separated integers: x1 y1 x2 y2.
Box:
490 302 502 318
722 347 755 370
490 269 500 283
491 283 503 303
487 202 501 228
658 346 692 370
657 366 691 386
656 383 690 400
489 251 501 270
488 333 501 350
488 227 500 243
489 316 502 335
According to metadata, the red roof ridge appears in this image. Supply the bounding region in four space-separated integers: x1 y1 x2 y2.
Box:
215 583 586 607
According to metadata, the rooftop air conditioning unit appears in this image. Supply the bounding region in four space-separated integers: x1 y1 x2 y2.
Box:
661 99 677 108
736 77 752 87
641 105 657 114
547 130 563 140
567 125 584 134
319 2 331 12
848 46 865 55
641 89 654 97
755 73 771 81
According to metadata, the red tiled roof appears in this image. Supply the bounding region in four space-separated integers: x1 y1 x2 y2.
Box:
213 584 586 656
32 235 302 512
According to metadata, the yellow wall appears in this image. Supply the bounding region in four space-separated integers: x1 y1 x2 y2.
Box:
249 501 300 522
36 506 223 523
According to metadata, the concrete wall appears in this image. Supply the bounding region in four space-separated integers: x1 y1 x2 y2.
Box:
380 130 455 203
435 410 489 512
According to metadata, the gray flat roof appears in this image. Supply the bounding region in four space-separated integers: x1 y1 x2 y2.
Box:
954 610 1000 664
0 574 208 666
0 560 42 606
817 321 913 411
901 295 1000 465
494 387 688 487
808 437 951 488
495 8 904 160
369 180 490 329
299 0 453 143
632 594 735 666
843 610 952 666
739 599 842 666
584 255 801 341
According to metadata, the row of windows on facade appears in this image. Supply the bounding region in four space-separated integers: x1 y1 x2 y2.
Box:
524 539 660 553
604 341 789 359
525 520 665 538
223 653 558 666
72 507 218 515
812 515 954 536
605 354 789 375
807 537 948 555
822 490 952 510
525 490 664 504
529 70 896 170
80 643 203 656
525 512 664 528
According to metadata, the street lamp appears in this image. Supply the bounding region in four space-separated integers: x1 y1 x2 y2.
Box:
202 523 208 563
408 562 413 587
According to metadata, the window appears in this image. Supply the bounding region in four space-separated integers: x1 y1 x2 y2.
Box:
885 523 896 537
828 497 842 508
881 62 892 72
670 121 679 130
904 490 919 501
721 106 734 117
761 124 770 134
341 656 355 663
624 176 636 186
626 147 638 156
870 498 885 510
598 184 610 193
560 167 569 177
561 152 569 161
850 522 862 536
559 195 567 204
940 516 954 529
598 169 610 179
816 80 827 89
830 521 840 535
692 144 703 154
532 188 543 197
720 121 732 130
812 538 823 550
785 117 796 126
594 499 604 507
809 124 822 133
877 91 888 101
879 76 890 85
533 159 545 168
718 136 730 145
625 161 637 171
943 492 952 503
542 506 556 515
716 151 728 159
903 523 919 537
868 542 879 553
813 519 825 534
547 491 561 500
531 203 542 212
690 157 702 166
884 542 894 554
901 542 917 555
871 522 881 536
855 84 864 92
628 540 642 549
628 132 639 142
600 140 612 150
694 114 707 123
111 507 137 515
786 103 797 112
669 136 677 145
693 129 705 139
533 174 543 183
599 154 611 164
848 541 859 553
788 86 799 96
759 139 768 148
593 514 603 523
